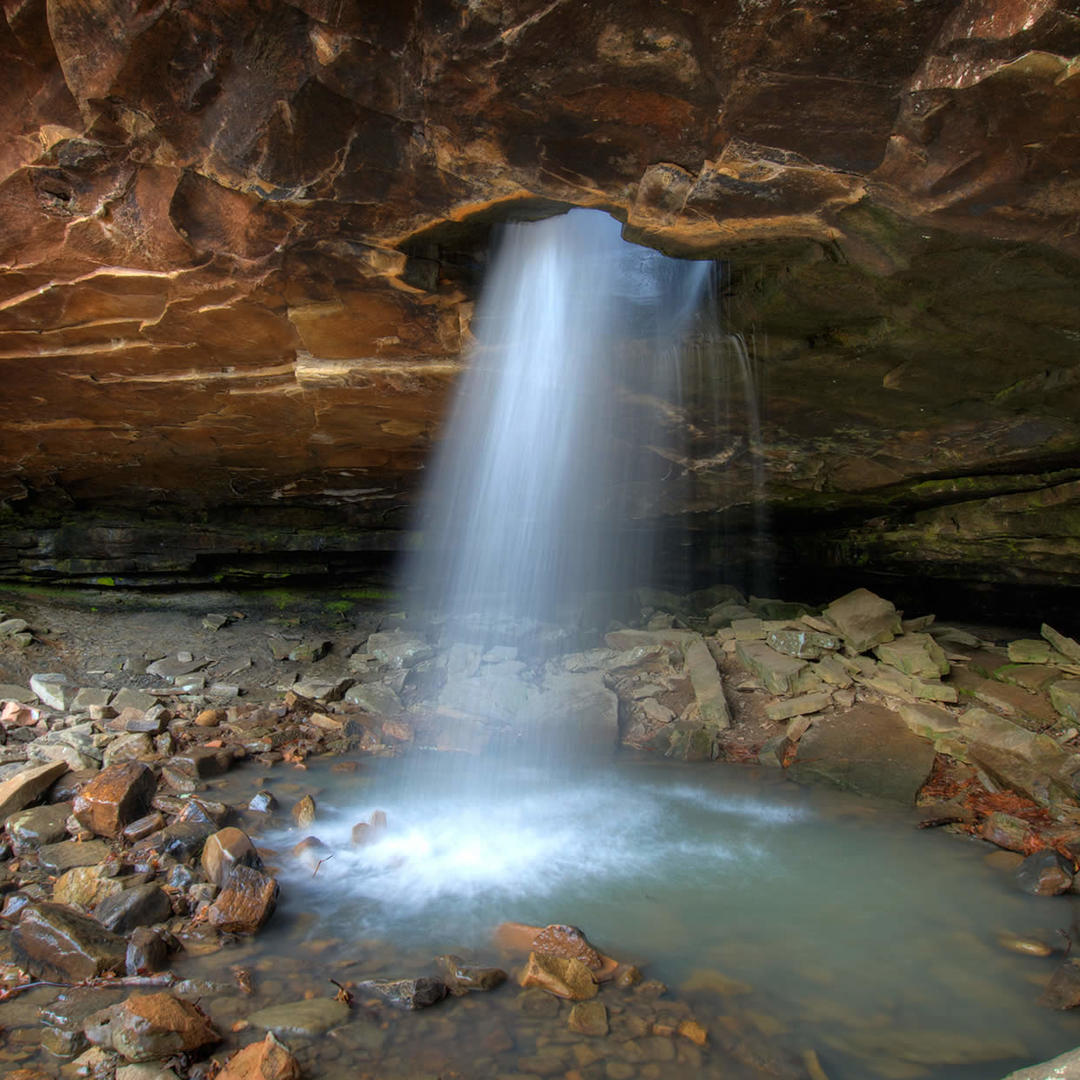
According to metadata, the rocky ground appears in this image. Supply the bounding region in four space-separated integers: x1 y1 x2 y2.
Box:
2 584 1080 1078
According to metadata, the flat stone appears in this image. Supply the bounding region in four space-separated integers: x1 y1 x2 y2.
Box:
0 760 68 819
111 689 160 712
74 762 157 838
29 673 73 711
53 864 125 910
874 633 949 678
13 902 126 981
899 702 960 740
73 688 113 710
766 628 840 659
247 998 350 1037
1008 639 1052 664
764 691 831 722
38 839 110 872
145 657 208 679
0 683 37 703
207 865 279 933
291 676 351 701
103 733 155 767
823 588 901 654
365 630 433 669
735 640 808 695
788 704 936 804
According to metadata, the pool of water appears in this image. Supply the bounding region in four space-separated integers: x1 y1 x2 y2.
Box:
227 753 1080 1080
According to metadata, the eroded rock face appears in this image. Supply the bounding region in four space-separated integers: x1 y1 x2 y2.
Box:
0 0 1078 593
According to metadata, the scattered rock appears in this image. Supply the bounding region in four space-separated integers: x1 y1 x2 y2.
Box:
13 902 126 981
247 997 350 1036
53 865 124 910
0 760 69 819
735 641 808 695
6 801 71 852
29 673 74 711
201 827 263 886
38 838 110 872
292 794 316 827
874 634 949 678
74 762 157 838
1043 625 1080 663
568 999 608 1035
766 628 840 660
127 927 172 975
93 993 218 1062
435 954 508 995
1050 679 1080 724
764 691 831 722
95 884 173 933
366 631 433 668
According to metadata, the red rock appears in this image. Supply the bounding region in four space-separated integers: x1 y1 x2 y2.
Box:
217 1033 302 1080
207 866 279 933
73 762 157 838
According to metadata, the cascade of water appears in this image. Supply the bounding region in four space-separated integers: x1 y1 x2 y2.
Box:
402 208 710 647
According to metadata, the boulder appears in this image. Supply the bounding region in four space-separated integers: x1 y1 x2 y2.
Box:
788 705 936 804
823 589 901 654
874 634 949 679
74 762 157 838
94 885 173 933
12 902 126 981
217 1033 302 1080
207 866 279 933
6 802 71 852
735 640 808 695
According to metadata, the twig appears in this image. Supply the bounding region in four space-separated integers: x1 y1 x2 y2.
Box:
312 854 335 878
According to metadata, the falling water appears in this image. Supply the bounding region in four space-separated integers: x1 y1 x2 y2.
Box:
402 208 710 646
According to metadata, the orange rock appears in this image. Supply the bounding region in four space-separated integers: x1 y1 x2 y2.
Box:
678 1019 709 1046
109 992 219 1061
73 762 156 838
207 866 279 933
494 921 619 980
195 708 224 727
519 952 598 1000
202 827 262 885
217 1033 302 1080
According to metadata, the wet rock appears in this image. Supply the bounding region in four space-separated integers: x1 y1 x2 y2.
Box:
29 673 74 711
248 790 277 814
91 993 218 1062
614 964 643 988
435 954 508 995
292 835 332 870
568 1000 608 1036
74 762 157 838
678 1019 709 1046
979 812 1037 853
103 733 156 767
823 589 902 654
355 976 447 1010
292 794 316 827
1016 851 1073 896
38 838 110 872
53 865 124 910
519 953 598 1000
166 747 233 779
344 682 403 714
13 902 126 980
735 641 808 695
123 812 166 842
6 801 71 852
201 827 263 886
248 997 350 1036
126 927 172 975
997 933 1053 957
116 1065 180 1080
788 704 936 804
95 884 172 933
217 1033 302 1080
0 760 69 819
207 865 279 933
1040 958 1080 1009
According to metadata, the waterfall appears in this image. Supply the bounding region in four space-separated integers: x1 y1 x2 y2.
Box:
402 208 711 647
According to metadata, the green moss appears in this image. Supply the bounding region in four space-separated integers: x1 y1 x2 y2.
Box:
95 576 116 587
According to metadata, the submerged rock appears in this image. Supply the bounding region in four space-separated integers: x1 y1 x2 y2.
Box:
248 998 351 1036
435 954 508 995
355 976 447 1010
519 952 598 1000
568 1000 608 1036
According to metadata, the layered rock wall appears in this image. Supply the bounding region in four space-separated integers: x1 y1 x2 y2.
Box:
1 0 1078 594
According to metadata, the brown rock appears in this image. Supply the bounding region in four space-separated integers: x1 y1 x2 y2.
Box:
979 812 1037 853
195 708 224 728
0 761 69 819
73 762 157 838
218 1033 302 1080
1041 959 1080 1010
519 953 598 1000
105 992 219 1062
496 921 619 980
291 795 316 828
568 1000 608 1035
53 865 124 911
678 1019 709 1046
435 954 508 995
126 927 172 975
201 827 263 885
12 902 126 981
207 865 279 933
